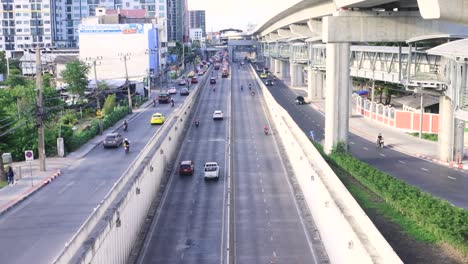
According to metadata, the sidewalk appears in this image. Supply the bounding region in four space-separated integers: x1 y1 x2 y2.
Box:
283 82 468 170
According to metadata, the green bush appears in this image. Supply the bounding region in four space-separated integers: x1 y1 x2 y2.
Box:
67 106 128 152
62 109 78 125
102 94 116 116
327 149 468 253
408 132 438 142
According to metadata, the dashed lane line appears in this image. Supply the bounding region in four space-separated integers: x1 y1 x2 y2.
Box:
398 160 406 164
448 176 456 180
421 168 429 172
363 147 368 150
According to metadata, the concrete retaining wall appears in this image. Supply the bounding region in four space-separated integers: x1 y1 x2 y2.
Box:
252 66 402 264
53 70 211 264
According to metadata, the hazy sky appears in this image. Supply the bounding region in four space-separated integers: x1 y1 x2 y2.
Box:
188 0 298 32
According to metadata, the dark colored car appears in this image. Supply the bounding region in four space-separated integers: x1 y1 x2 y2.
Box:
157 93 171 103
295 95 306 105
265 79 274 86
103 133 123 148
210 78 216 84
180 88 189 96
179 160 194 175
191 77 198 83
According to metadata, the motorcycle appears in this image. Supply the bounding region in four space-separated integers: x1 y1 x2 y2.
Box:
195 119 200 127
123 123 128 131
264 127 269 135
171 100 175 107
124 143 130 153
377 138 384 148
152 99 156 107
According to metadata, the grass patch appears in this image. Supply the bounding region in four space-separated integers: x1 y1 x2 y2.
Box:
0 180 7 189
407 132 438 142
311 140 467 254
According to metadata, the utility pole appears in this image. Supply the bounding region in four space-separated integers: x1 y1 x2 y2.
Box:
35 47 46 172
87 57 103 135
120 53 132 113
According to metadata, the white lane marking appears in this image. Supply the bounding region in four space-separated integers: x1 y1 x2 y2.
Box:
265 209 268 214
448 176 456 180
398 160 406 164
260 179 263 184
350 142 355 145
261 188 264 193
270 236 274 241
421 168 429 172
264 198 267 203
273 251 277 257
379 154 386 157
58 181 75 195
363 147 368 150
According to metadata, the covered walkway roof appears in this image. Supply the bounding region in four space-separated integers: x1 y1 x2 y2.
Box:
427 38 468 58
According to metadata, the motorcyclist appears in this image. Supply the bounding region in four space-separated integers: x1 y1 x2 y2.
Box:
170 98 175 107
195 117 200 127
123 138 130 152
377 133 384 146
241 85 243 91
152 98 156 107
264 125 269 135
248 84 252 90
123 120 128 131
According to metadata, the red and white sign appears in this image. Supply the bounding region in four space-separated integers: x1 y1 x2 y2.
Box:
25 150 34 162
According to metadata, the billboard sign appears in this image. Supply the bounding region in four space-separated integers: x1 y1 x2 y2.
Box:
78 24 145 34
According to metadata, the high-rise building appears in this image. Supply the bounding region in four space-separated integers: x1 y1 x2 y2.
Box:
0 0 166 54
167 0 189 42
0 0 53 56
189 10 205 37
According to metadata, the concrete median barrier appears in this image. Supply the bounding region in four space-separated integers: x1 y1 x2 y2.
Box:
251 65 402 264
53 68 212 264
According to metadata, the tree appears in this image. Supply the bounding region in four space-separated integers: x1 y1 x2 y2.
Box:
61 60 89 98
102 94 116 116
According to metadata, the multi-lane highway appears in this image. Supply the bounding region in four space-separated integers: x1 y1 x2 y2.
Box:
257 65 468 209
0 78 200 263
137 65 325 263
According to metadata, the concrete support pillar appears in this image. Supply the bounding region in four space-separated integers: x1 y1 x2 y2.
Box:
290 63 301 86
307 66 325 100
275 59 281 75
278 60 288 79
265 57 270 68
438 95 454 162
270 57 276 73
454 118 465 163
324 42 350 154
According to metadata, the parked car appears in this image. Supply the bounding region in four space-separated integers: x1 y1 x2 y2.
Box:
179 160 194 176
150 112 165 125
204 162 219 180
210 78 216 84
180 88 190 96
168 87 177 94
157 93 171 103
103 133 123 148
213 110 224 120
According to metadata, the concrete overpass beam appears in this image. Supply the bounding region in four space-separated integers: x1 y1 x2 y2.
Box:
307 66 325 100
418 0 468 25
290 24 315 38
439 96 454 162
323 10 468 43
324 42 350 154
307 19 322 38
277 28 296 39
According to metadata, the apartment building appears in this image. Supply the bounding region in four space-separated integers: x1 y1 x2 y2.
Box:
167 0 189 42
0 0 53 57
0 0 167 55
189 10 205 37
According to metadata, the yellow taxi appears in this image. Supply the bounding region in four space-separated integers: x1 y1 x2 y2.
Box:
260 72 268 79
187 71 195 78
150 113 165 125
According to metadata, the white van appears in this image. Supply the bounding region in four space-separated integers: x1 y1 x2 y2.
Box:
204 162 219 180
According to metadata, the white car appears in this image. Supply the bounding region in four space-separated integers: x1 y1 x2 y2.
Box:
168 87 177 94
213 110 224 120
204 162 219 180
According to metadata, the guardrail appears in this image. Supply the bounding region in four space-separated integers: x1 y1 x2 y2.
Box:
53 69 211 264
251 65 402 264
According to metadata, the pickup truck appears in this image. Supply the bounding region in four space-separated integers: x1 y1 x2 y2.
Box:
204 162 219 180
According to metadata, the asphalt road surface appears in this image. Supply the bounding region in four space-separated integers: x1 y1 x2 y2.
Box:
138 65 325 264
0 81 201 264
231 66 321 263
256 64 468 209
138 70 230 264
